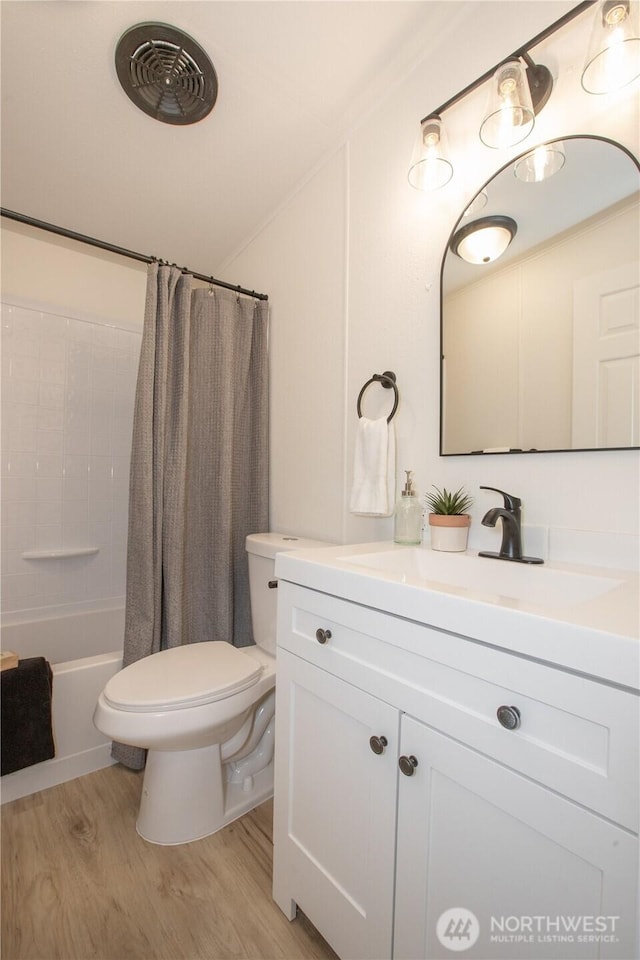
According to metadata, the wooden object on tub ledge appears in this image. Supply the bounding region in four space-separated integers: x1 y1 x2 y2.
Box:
0 651 19 672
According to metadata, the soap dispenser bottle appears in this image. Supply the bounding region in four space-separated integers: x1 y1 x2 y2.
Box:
394 470 423 545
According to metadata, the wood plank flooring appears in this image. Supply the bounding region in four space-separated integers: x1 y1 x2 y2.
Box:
1 765 338 960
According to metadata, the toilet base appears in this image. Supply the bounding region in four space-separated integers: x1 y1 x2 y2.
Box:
136 744 273 845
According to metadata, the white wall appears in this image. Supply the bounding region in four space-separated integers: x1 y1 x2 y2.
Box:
223 1 640 564
1 224 147 615
213 148 348 544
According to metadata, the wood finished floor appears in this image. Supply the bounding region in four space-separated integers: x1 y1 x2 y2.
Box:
1 765 338 960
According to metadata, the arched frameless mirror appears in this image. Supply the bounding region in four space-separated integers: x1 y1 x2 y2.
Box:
440 136 640 456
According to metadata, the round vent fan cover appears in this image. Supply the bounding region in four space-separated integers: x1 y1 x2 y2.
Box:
115 22 218 125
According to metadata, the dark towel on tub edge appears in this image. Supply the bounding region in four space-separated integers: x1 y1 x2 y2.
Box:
1 657 55 776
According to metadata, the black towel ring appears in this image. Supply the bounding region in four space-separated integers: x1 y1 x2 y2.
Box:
356 371 399 423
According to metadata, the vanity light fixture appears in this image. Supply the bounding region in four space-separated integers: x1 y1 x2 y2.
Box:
407 116 454 191
408 2 595 190
450 215 517 264
514 141 566 181
479 55 553 149
581 0 640 93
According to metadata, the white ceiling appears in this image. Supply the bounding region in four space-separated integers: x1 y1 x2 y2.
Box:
0 0 464 279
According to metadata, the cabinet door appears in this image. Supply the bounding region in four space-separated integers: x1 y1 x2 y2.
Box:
273 649 399 960
394 715 638 960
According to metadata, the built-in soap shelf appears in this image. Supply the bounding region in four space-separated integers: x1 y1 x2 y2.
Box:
21 548 100 560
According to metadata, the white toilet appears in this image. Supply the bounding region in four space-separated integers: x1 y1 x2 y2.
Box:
93 532 327 845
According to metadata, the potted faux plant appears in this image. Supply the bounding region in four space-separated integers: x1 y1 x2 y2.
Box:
425 486 474 552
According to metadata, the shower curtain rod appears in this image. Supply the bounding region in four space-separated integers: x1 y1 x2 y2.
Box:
0 208 269 302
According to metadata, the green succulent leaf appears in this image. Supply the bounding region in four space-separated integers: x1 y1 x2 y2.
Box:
424 485 473 515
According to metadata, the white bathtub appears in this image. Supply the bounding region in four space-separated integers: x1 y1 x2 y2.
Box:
1 603 124 803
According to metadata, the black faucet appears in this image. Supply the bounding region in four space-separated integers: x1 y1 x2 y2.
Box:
478 486 543 565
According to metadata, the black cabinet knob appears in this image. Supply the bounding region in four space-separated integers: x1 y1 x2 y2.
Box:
315 628 332 645
398 755 419 777
497 705 521 730
369 735 388 755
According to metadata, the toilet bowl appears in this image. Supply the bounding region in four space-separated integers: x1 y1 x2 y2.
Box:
93 532 328 845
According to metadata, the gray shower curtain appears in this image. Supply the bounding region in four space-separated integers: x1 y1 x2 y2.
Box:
113 263 269 769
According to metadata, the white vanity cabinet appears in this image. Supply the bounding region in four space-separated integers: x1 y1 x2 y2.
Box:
273 580 639 960
273 648 399 960
394 716 637 960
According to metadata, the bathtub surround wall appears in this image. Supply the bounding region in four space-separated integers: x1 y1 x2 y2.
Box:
1 299 142 615
0 294 137 800
0 229 146 801
221 1 640 564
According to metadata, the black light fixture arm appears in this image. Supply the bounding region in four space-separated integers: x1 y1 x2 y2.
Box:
419 0 595 125
521 52 554 114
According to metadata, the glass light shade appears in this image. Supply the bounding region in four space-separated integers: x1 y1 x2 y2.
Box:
582 0 640 93
479 59 535 149
514 141 566 182
463 190 488 217
408 116 453 190
450 216 517 265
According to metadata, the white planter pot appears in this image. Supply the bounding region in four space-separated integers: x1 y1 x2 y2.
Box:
428 514 471 552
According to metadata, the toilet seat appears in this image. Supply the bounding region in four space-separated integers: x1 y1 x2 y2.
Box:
104 642 263 712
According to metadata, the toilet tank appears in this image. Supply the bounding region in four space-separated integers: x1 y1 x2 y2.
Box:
246 533 331 655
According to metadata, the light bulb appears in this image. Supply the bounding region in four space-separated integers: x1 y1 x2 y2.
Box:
582 0 640 93
408 116 453 191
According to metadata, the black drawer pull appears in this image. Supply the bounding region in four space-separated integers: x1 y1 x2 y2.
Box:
497 705 521 730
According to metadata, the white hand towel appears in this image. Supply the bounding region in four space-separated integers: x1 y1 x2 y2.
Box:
349 417 396 516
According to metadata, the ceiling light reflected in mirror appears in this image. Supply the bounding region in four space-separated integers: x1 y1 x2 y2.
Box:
514 142 566 182
450 215 518 264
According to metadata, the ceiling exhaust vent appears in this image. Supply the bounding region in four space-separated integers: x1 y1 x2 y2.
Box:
115 22 218 125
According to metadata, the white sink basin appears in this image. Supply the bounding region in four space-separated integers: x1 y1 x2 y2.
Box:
342 548 623 610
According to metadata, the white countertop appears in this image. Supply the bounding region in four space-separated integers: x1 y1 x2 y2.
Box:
275 541 640 691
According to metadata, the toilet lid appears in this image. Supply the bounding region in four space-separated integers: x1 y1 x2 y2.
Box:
104 642 263 712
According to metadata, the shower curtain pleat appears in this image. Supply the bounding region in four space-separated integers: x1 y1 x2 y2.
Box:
113 263 269 770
